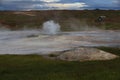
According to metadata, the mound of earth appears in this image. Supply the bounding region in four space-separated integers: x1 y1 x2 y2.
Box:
46 48 118 61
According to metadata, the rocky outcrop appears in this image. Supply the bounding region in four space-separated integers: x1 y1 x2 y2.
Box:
46 48 118 61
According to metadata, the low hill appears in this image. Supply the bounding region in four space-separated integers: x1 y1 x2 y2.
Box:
0 10 120 30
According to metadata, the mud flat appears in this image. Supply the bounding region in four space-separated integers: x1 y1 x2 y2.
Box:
0 30 119 55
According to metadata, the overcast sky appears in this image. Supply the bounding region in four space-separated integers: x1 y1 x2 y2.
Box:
0 0 120 10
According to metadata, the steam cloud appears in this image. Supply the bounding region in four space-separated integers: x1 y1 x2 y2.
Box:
42 20 61 35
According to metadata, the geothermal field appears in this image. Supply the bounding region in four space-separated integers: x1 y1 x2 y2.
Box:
0 20 120 55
